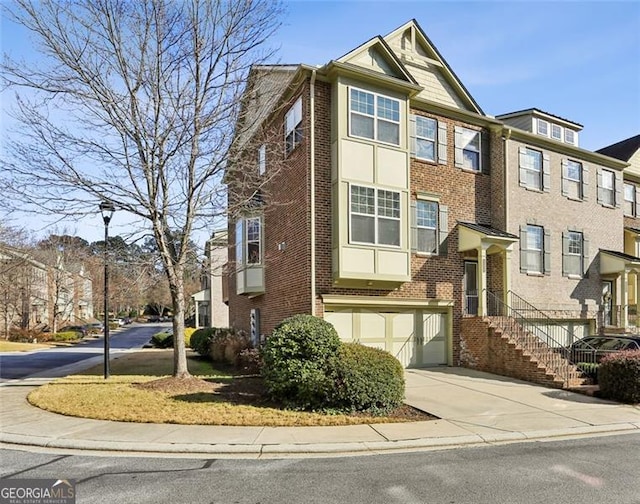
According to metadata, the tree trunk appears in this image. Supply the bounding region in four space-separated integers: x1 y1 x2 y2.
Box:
169 269 189 378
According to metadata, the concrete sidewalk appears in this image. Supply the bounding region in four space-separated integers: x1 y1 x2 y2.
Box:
1 368 639 458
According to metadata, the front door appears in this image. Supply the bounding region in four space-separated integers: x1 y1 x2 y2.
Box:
602 281 613 326
464 261 478 316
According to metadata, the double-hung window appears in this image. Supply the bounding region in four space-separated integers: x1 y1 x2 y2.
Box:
349 88 400 145
350 185 400 247
563 159 583 199
416 200 438 254
520 224 549 275
537 119 549 137
564 129 576 145
415 116 436 161
285 97 302 155
599 169 615 206
520 148 543 190
624 183 636 217
563 231 584 277
551 124 562 141
455 127 481 171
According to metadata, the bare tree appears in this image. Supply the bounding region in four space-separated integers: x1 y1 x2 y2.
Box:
2 0 283 377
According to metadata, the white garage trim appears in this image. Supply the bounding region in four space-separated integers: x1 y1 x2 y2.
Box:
322 294 453 309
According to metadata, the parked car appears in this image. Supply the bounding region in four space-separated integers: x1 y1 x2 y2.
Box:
121 317 132 325
569 335 640 364
84 322 104 333
58 325 88 337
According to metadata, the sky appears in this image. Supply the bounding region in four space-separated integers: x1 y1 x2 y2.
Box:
1 0 639 245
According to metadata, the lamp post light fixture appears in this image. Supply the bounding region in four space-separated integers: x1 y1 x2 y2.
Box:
99 201 115 379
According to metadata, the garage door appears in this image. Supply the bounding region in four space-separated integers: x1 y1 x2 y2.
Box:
324 307 448 368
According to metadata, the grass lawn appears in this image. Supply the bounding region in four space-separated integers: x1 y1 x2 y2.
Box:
27 350 434 427
0 340 54 352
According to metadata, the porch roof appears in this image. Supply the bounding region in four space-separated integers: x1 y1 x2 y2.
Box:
191 289 210 302
600 249 640 275
458 222 519 253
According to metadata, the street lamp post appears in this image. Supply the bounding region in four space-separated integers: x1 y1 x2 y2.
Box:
99 202 115 379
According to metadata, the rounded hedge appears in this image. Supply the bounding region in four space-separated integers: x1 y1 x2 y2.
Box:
261 314 341 410
331 343 405 414
189 327 214 356
598 350 640 403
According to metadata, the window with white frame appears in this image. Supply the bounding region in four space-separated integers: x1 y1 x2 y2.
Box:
235 216 263 268
415 116 436 161
537 119 549 137
349 88 400 145
565 231 583 276
285 97 302 155
565 160 583 199
600 170 615 206
520 147 543 190
416 200 438 254
564 129 575 145
350 185 400 246
258 145 266 175
551 124 562 141
624 183 636 216
456 127 481 171
523 224 544 274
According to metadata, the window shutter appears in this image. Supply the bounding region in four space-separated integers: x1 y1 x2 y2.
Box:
518 147 527 187
614 173 622 208
596 169 603 204
481 131 490 174
635 187 640 217
543 229 551 275
409 114 417 158
542 153 551 192
582 164 589 201
519 226 527 273
454 126 463 168
562 232 569 277
561 159 568 197
437 120 447 164
410 200 417 253
438 205 449 256
582 236 589 276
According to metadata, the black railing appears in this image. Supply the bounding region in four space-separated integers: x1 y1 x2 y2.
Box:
485 290 598 383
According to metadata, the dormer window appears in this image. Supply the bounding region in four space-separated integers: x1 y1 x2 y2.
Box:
537 119 549 137
551 124 562 141
565 129 575 145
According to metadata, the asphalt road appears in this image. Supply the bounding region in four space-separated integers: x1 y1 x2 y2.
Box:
0 323 166 380
1 433 639 504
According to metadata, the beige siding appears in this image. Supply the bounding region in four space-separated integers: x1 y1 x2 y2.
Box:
625 149 640 178
501 115 534 133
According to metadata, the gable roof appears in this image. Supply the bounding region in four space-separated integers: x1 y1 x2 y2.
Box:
596 134 640 162
383 19 484 115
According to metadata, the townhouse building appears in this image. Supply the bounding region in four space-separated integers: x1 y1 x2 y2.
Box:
225 20 635 386
192 231 229 329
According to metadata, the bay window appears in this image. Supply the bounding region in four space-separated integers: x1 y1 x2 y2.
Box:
350 185 400 247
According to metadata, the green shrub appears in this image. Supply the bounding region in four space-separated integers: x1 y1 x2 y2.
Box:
261 314 341 410
577 362 599 383
598 350 640 403
330 343 405 414
189 327 214 356
52 331 82 342
151 331 173 348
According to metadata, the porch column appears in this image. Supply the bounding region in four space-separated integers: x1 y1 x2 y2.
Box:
194 301 200 329
502 246 512 307
621 269 629 330
477 244 488 317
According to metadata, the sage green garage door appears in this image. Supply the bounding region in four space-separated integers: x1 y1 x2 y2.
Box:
324 307 448 368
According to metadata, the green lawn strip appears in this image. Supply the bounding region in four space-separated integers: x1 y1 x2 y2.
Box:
0 341 54 352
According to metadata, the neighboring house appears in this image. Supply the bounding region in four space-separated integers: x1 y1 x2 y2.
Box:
596 135 640 329
225 19 635 387
0 244 94 336
192 231 229 329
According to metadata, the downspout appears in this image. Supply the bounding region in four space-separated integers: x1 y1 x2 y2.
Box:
310 69 317 316
503 127 511 230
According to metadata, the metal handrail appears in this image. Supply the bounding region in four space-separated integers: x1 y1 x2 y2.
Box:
485 290 597 383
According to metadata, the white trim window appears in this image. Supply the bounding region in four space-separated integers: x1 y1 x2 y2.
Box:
566 160 582 199
564 129 576 145
537 119 549 137
601 170 615 206
551 124 562 141
285 97 302 155
456 127 481 171
520 147 543 190
350 185 400 246
349 88 400 145
258 144 266 175
416 200 438 254
235 216 263 268
564 231 583 277
521 224 545 274
625 183 636 217
415 116 436 161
